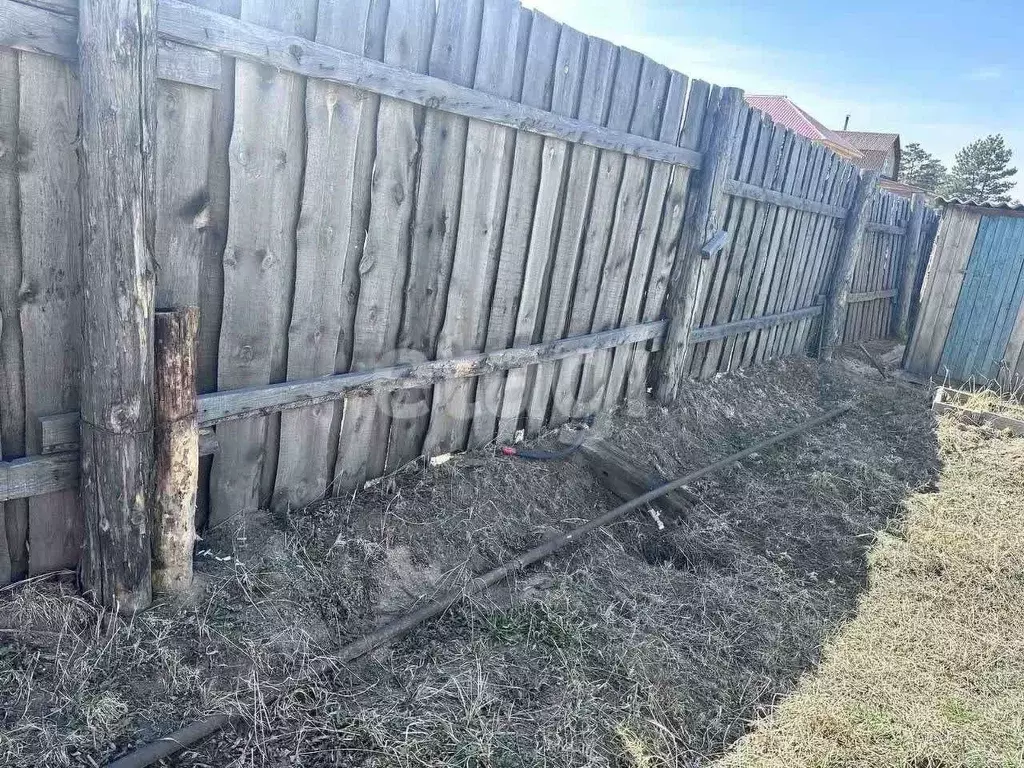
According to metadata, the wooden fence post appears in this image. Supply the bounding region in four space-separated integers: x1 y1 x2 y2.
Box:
655 86 744 404
819 169 879 362
894 193 926 339
153 308 199 595
78 0 157 612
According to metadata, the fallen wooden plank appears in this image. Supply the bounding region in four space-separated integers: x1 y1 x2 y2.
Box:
0 0 222 88
723 177 848 219
157 0 703 169
932 386 1024 437
688 305 823 344
847 288 897 304
866 221 905 236
0 453 78 503
40 413 218 457
201 321 668 426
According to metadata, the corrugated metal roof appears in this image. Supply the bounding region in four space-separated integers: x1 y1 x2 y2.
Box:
938 198 1024 212
744 95 864 158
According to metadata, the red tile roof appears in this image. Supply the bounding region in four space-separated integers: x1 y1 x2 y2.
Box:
745 95 864 158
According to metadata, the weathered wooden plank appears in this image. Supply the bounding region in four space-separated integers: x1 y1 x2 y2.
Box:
271 0 376 511
790 153 851 356
386 0 483 469
158 0 704 169
574 57 669 410
41 412 217 457
723 119 789 370
78 0 157 611
333 0 433 491
846 287 898 305
17 52 82 578
866 220 904 236
999 282 1024 388
723 177 847 219
688 305 823 343
603 69 686 406
655 86 744 404
489 23 587 443
523 36 616 435
199 321 668 425
422 0 525 457
0 0 222 87
549 46 642 424
771 144 831 357
208 0 315 524
0 47 25 581
749 131 806 364
626 78 711 401
152 308 198 595
821 170 880 360
763 141 824 359
695 105 768 378
470 12 562 447
0 452 78 503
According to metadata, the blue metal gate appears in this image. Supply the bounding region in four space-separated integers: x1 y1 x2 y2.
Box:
940 215 1024 381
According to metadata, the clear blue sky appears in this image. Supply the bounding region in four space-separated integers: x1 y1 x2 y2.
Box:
525 0 1023 193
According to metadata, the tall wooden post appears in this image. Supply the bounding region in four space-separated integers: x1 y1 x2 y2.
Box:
153 308 199 595
819 170 879 362
655 86 744 404
78 0 157 612
894 193 926 339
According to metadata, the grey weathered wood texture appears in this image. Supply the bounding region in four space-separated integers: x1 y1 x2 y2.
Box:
656 86 744 403
208 0 315 524
158 0 704 169
2 0 927 578
0 0 221 87
895 194 926 338
152 308 198 595
77 0 156 612
273 0 377 510
820 170 880 361
333 0 434 491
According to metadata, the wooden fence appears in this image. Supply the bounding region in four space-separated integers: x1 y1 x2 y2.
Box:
0 0 935 588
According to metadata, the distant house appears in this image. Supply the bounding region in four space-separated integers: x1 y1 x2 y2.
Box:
834 131 901 180
744 95 865 161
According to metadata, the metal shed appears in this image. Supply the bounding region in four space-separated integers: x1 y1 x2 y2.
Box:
905 200 1024 386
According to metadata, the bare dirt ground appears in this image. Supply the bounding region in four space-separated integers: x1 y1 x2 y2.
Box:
0 347 940 767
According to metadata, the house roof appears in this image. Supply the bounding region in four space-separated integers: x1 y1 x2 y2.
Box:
834 131 901 174
744 95 864 158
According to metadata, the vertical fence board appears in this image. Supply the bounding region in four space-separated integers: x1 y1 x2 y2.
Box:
626 78 710 400
523 37 616 435
209 0 315 523
726 119 787 370
470 12 561 448
386 0 482 469
550 47 642 424
493 24 586 442
604 69 686 406
575 58 669 411
0 48 22 583
696 105 766 377
423 0 524 456
273 0 375 510
334 0 435 490
19 52 82 575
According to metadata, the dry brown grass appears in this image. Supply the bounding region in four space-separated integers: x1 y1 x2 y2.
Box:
0 354 940 766
717 418 1024 768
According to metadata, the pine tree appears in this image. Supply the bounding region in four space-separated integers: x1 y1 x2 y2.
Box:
941 134 1018 203
900 142 946 192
